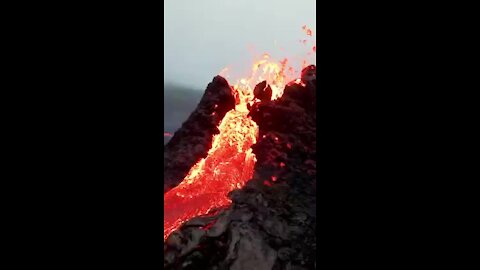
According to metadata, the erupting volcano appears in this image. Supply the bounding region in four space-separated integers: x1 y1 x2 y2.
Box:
164 26 316 269
164 63 310 239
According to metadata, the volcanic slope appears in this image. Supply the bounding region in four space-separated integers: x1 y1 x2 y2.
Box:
164 71 316 270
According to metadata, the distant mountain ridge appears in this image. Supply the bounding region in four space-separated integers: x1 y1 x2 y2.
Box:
164 83 204 144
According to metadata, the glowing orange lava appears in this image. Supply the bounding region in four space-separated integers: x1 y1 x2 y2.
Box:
163 25 315 241
164 109 258 240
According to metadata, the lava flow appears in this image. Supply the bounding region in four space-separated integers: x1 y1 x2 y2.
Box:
163 56 293 240
163 26 315 241
164 108 258 240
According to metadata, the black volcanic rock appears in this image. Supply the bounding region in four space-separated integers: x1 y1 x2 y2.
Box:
163 76 235 192
253 80 273 102
164 67 317 270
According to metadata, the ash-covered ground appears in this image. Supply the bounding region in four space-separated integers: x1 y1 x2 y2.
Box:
164 67 316 270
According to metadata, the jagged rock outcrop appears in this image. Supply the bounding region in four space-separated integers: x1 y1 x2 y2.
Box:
164 76 235 192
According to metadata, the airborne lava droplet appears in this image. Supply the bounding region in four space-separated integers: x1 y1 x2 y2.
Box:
302 25 313 36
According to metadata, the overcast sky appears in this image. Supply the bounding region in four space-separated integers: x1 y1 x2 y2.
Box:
164 0 316 89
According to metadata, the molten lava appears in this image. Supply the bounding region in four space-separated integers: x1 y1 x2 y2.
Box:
164 109 258 240
163 25 315 241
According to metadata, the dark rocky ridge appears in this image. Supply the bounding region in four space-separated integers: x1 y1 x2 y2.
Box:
164 76 235 192
164 66 316 270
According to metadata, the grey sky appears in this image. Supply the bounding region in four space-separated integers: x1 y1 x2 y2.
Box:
164 0 316 89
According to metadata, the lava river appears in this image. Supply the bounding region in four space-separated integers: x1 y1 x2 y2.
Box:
163 105 259 240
